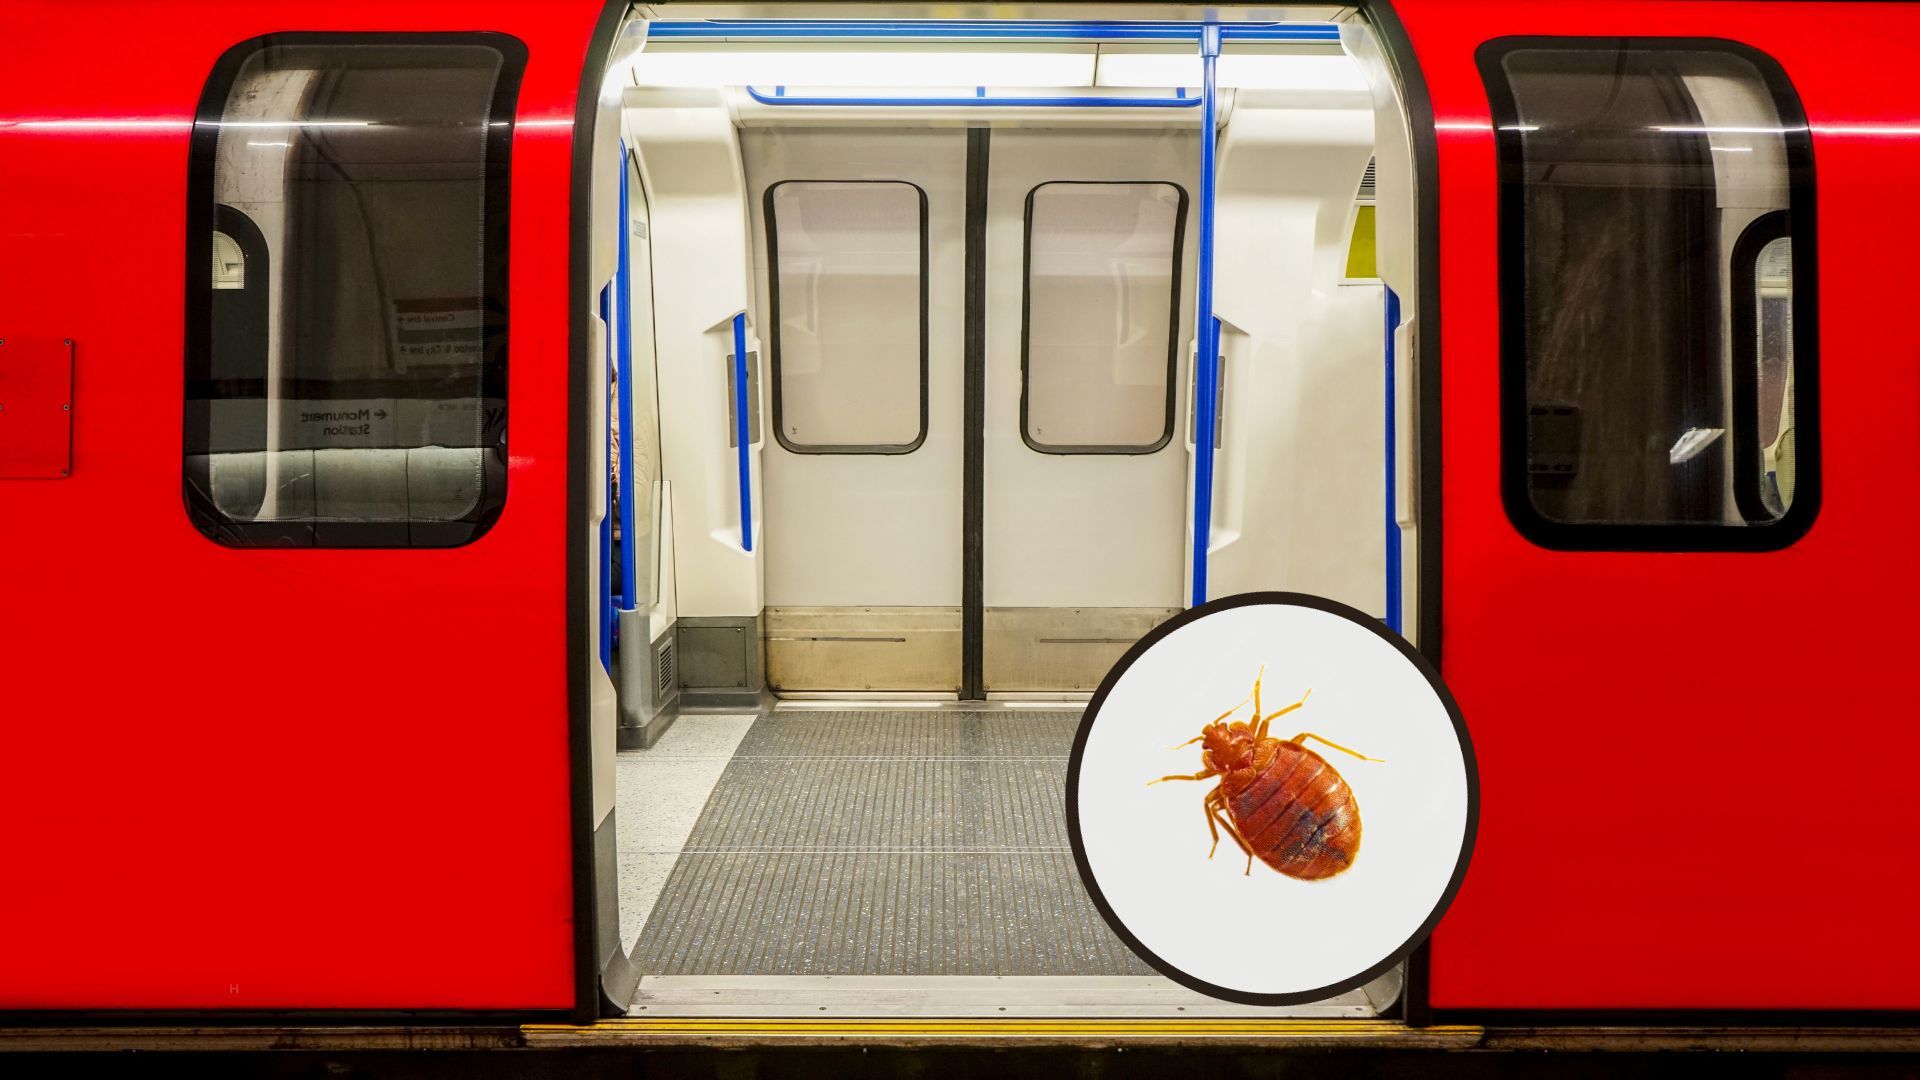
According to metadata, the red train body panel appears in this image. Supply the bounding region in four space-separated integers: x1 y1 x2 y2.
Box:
1402 0 1920 1011
0 0 607 1011
0 0 1916 1023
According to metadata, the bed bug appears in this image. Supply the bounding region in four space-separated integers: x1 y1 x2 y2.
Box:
1150 668 1382 880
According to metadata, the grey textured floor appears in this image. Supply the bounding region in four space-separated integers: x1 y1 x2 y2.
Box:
631 709 1152 976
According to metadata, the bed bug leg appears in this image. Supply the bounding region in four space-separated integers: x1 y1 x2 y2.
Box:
1217 808 1255 875
1255 689 1312 740
1149 768 1219 785
1206 791 1256 871
1204 788 1223 857
1289 732 1385 763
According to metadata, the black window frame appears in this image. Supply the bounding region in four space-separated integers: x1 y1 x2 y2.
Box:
183 31 527 548
1478 36 1820 552
764 178 931 456
1019 179 1189 456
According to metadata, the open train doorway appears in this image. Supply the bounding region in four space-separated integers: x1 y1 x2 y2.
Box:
598 3 1424 1019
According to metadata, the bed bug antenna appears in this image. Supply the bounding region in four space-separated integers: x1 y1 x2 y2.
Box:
1204 676 1262 731
1254 688 1311 740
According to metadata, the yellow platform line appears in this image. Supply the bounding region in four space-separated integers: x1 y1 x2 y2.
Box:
521 1017 1485 1046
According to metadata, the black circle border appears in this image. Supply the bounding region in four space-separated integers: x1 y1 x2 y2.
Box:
1064 590 1480 1008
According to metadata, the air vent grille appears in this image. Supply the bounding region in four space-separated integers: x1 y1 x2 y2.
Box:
657 637 677 696
1358 159 1377 203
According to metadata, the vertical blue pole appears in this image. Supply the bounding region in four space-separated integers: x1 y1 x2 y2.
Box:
1383 287 1403 636
599 284 615 671
732 312 753 552
1190 25 1222 608
615 143 639 611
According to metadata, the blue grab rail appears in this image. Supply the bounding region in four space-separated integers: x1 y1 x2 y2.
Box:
744 86 1203 109
599 283 616 671
648 20 1340 43
1189 26 1222 608
732 312 753 552
614 142 639 614
1384 287 1403 636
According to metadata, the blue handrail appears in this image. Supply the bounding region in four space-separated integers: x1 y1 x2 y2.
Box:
744 86 1203 109
1384 287 1403 636
598 283 616 671
648 20 1340 43
1189 26 1222 608
732 312 753 552
614 143 639 613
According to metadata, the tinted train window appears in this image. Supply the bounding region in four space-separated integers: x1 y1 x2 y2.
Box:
184 34 525 547
1022 181 1186 454
766 180 928 454
1479 39 1817 549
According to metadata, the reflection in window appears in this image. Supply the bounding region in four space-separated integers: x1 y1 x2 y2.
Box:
767 180 927 453
1023 181 1186 453
1752 234 1796 517
184 35 524 547
211 232 246 290
1480 39 1815 545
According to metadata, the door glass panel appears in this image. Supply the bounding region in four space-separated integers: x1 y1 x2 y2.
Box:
1022 181 1186 453
767 180 928 453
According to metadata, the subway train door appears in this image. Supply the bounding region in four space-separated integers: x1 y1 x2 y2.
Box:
1389 1 1920 1012
748 129 968 692
982 129 1199 692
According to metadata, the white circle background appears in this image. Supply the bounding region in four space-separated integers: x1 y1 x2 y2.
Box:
1075 602 1470 998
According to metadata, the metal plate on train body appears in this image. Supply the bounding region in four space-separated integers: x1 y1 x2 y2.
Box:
0 336 74 479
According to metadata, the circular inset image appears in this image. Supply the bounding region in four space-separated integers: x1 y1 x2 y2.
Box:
1067 591 1476 1006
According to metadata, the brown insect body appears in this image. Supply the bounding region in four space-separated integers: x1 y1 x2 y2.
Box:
1211 725 1362 880
1153 672 1379 880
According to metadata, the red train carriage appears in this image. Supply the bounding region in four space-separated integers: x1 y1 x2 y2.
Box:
0 0 618 1017
0 0 1913 1031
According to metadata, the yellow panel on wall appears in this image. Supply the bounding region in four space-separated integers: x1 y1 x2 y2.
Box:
1345 204 1377 279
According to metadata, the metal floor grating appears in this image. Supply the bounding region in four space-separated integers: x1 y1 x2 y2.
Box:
723 709 1081 759
631 709 1152 976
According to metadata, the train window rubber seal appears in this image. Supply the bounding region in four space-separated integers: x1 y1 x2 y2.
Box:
181 31 528 549
1019 179 1189 456
763 178 931 456
1477 36 1820 553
